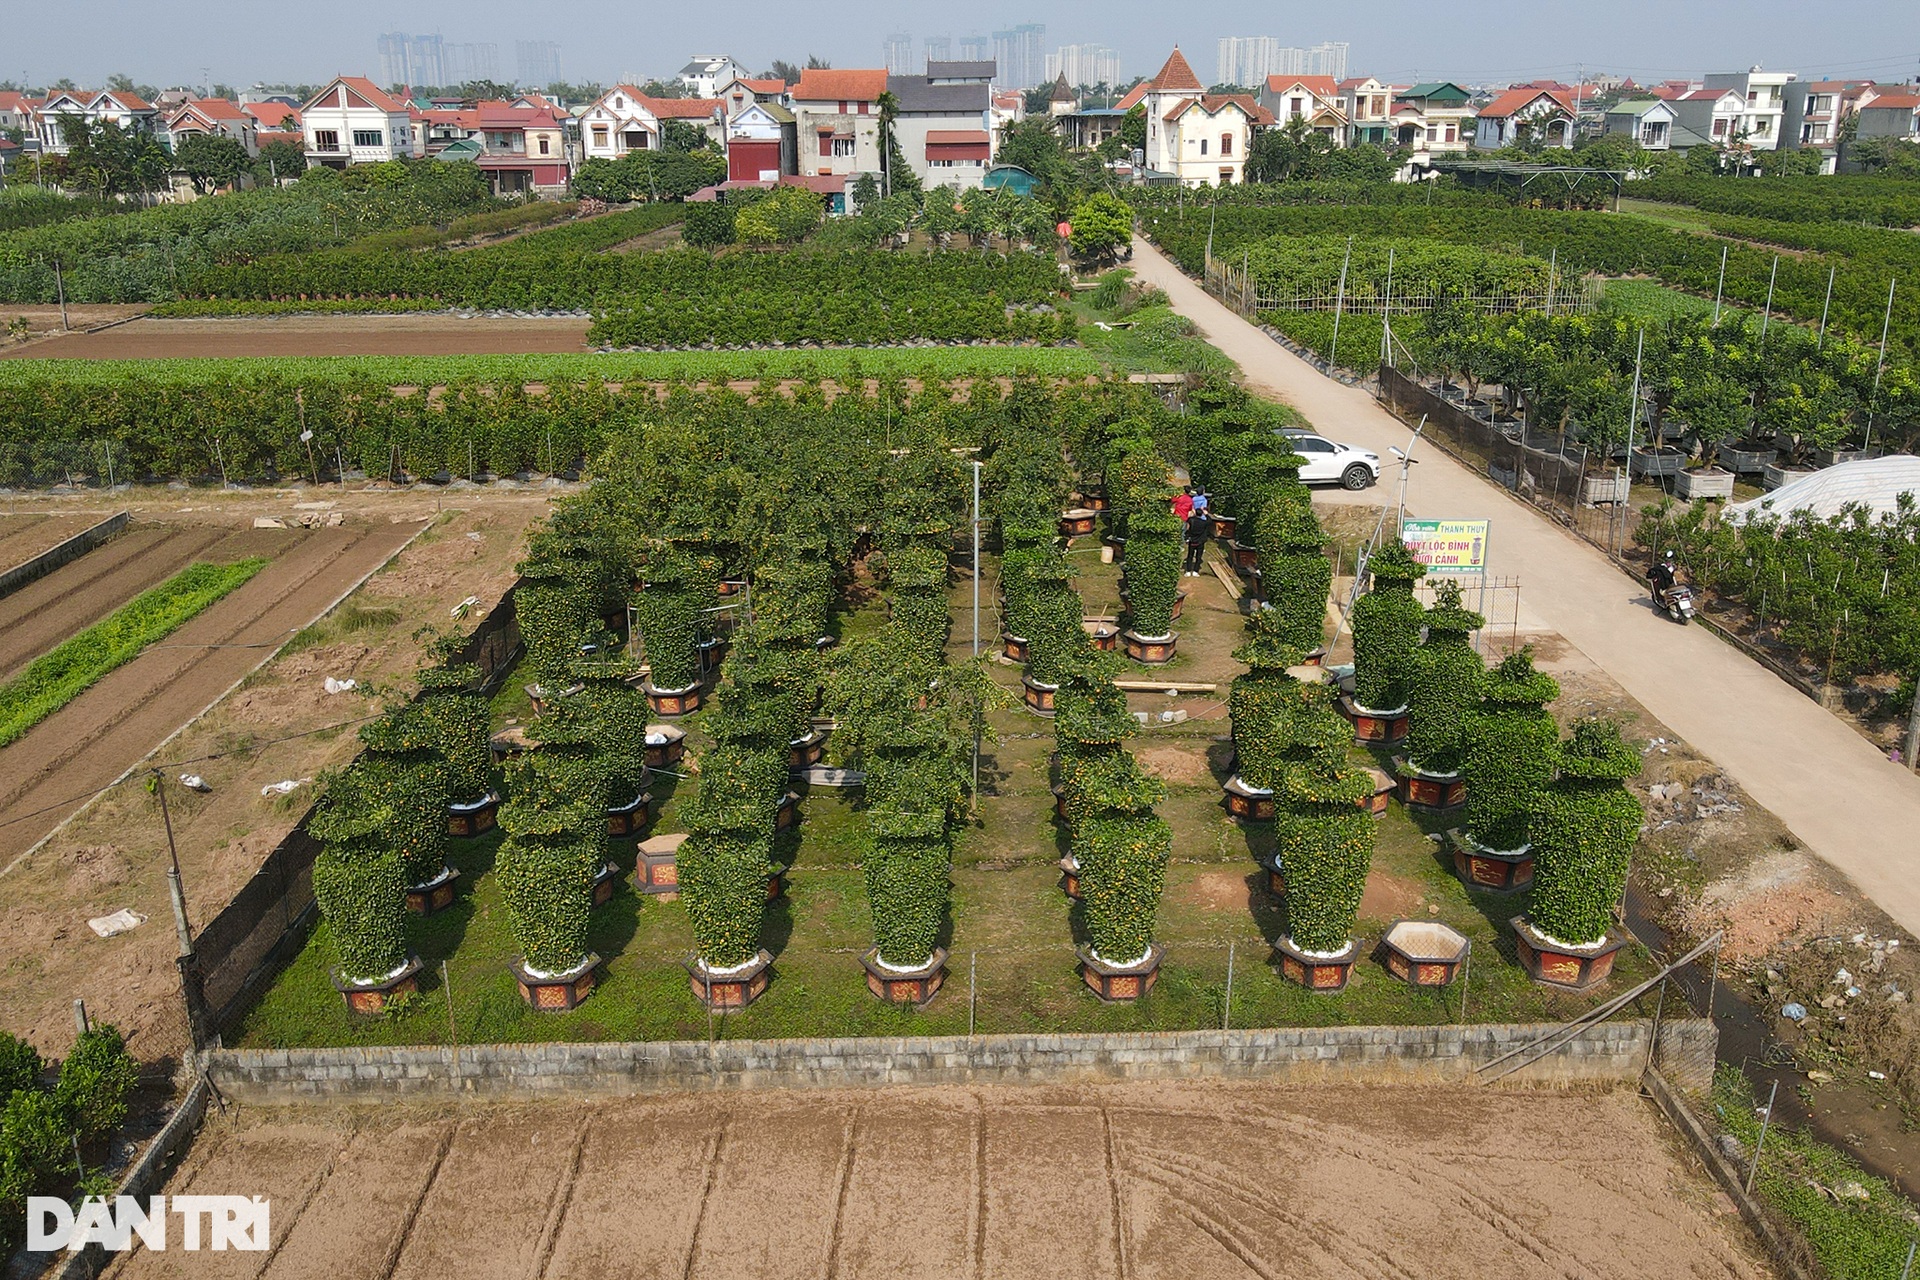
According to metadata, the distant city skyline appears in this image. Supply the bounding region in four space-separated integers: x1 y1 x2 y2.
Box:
8 0 1917 94
1217 38 1349 86
1046 44 1122 89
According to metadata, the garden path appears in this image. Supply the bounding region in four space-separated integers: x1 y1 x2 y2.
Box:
1134 234 1920 940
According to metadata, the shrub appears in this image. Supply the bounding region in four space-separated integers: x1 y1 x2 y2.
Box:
885 544 952 663
682 201 737 247
1254 502 1330 652
356 703 450 888
53 1026 138 1142
634 550 703 691
1349 540 1426 711
1528 719 1644 946
572 657 654 805
1021 551 1085 687
678 828 772 969
1402 580 1486 773
1461 648 1561 851
1124 507 1183 638
864 811 951 968
734 186 825 246
0 1032 42 1098
1079 812 1172 962
1274 690 1375 953
0 1089 72 1256
494 792 597 974
308 775 410 983
416 657 493 804
1229 606 1309 789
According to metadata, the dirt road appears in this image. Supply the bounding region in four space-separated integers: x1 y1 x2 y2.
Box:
1133 234 1920 941
2 313 592 361
105 1082 1765 1280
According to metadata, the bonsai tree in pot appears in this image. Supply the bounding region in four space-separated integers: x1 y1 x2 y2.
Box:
1347 539 1427 717
415 641 495 830
1122 504 1183 662
1102 434 1172 543
1227 606 1308 818
678 749 780 1006
1019 548 1086 710
1399 580 1486 805
1272 686 1376 990
1454 647 1561 890
884 543 953 664
495 776 602 1008
571 655 654 842
632 546 704 705
1254 502 1331 654
995 516 1054 658
1225 429 1308 537
356 702 453 912
309 771 417 1011
1517 718 1644 987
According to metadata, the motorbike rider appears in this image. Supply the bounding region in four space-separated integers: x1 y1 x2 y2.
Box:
1650 550 1679 605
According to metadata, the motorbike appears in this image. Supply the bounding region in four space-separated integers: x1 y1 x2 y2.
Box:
1653 582 1695 624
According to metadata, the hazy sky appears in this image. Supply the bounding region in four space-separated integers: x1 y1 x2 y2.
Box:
11 0 1920 90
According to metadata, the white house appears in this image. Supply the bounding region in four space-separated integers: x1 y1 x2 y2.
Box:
578 86 725 161
301 77 420 167
715 72 789 122
1702 68 1796 151
1662 88 1746 149
164 99 259 157
1131 49 1273 186
788 68 887 180
888 71 994 190
1473 88 1574 150
677 56 749 98
33 89 157 153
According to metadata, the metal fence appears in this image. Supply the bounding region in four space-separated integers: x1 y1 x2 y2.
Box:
1204 250 1601 318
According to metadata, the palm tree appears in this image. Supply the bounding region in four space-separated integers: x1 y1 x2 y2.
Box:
876 90 899 199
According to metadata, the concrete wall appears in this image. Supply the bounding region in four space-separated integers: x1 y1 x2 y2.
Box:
0 511 127 599
207 1018 1715 1102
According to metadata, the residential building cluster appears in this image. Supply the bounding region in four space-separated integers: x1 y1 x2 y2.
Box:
2 41 1915 195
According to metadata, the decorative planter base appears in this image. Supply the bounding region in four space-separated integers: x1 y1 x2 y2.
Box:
1357 767 1395 817
1021 675 1058 716
1511 917 1628 990
606 791 653 837
1083 492 1109 512
698 638 729 675
686 950 773 1010
1122 630 1177 664
333 955 423 1015
1395 758 1465 813
1340 697 1409 747
1211 514 1236 541
1378 920 1470 987
1274 936 1360 992
1449 832 1534 892
644 725 688 768
861 947 948 1007
645 681 705 718
1222 775 1275 821
590 861 620 906
636 832 686 899
1230 542 1259 574
1052 787 1068 821
404 867 459 916
1078 943 1164 1002
1084 623 1119 652
1170 590 1187 621
447 792 500 837
766 870 785 901
1002 633 1029 663
775 791 802 832
788 727 830 771
1059 508 1099 538
489 726 534 764
1059 855 1082 900
1264 856 1286 897
514 953 602 1011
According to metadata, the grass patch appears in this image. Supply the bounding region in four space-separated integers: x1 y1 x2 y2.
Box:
1712 1064 1920 1277
1617 198 1721 233
0 559 267 746
337 604 403 634
1602 279 1718 322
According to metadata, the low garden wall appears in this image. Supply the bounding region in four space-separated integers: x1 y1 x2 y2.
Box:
207 1017 1716 1102
0 510 128 598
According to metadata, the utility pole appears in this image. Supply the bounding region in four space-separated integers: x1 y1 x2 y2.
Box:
152 772 210 1052
1328 235 1353 368
1864 277 1896 456
1712 243 1727 325
1760 255 1778 342
1816 265 1835 349
1617 329 1645 558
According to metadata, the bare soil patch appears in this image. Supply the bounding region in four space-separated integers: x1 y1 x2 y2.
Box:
105 1082 1768 1280
2 313 593 361
0 512 101 569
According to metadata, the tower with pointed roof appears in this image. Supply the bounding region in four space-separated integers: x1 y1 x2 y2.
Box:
1048 71 1075 118
1137 48 1272 186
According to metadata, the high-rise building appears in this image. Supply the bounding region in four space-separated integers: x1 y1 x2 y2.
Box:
884 33 916 74
991 24 1046 88
516 41 563 88
1216 37 1347 87
445 42 501 83
924 36 952 67
957 35 991 63
378 33 445 90
1045 45 1121 90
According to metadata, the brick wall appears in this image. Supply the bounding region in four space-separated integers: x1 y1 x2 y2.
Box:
206 1018 1714 1102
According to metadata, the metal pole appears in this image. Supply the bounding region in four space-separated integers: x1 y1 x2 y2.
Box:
1712 244 1727 325
1645 976 1668 1075
1380 246 1395 368
442 960 460 1085
1618 329 1645 558
54 259 69 332
72 1000 89 1037
1816 265 1835 349
1328 235 1353 367
1865 277 1896 457
1222 939 1235 1031
971 461 982 657
153 772 206 1051
1899 1238 1915 1280
1544 247 1557 318
1760 255 1778 342
1744 1078 1778 1195
967 951 977 1037
1902 672 1920 771
1457 946 1470 1023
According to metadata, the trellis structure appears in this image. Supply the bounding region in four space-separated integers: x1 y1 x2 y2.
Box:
1421 159 1628 209
1205 247 1600 318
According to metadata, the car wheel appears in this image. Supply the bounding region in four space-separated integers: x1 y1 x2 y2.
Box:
1341 464 1373 491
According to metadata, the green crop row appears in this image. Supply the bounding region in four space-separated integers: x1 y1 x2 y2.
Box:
1625 175 1920 228
0 558 268 746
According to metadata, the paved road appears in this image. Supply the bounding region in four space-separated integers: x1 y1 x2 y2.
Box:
1133 235 1920 939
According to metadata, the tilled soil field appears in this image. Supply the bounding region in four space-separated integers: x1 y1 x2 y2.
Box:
0 518 420 865
0 520 263 681
0 512 107 570
104 1081 1768 1280
3 313 593 360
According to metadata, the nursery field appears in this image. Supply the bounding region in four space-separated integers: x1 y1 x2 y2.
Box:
4 314 598 361
110 1082 1769 1280
0 512 106 571
0 515 418 865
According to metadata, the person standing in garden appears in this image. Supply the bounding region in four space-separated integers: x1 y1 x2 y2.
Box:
1172 487 1194 521
1184 508 1212 575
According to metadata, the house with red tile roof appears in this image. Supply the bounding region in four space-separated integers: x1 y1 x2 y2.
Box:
1259 75 1346 142
302 76 421 167
1134 49 1272 186
1337 77 1394 147
30 89 157 153
1854 90 1920 145
0 91 38 135
1473 88 1574 150
578 85 725 162
240 101 302 135
716 72 789 122
164 99 259 157
788 68 889 179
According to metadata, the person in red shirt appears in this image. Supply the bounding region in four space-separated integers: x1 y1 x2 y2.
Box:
1172 487 1195 520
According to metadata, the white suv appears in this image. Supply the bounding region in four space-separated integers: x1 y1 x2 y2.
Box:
1280 428 1380 490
